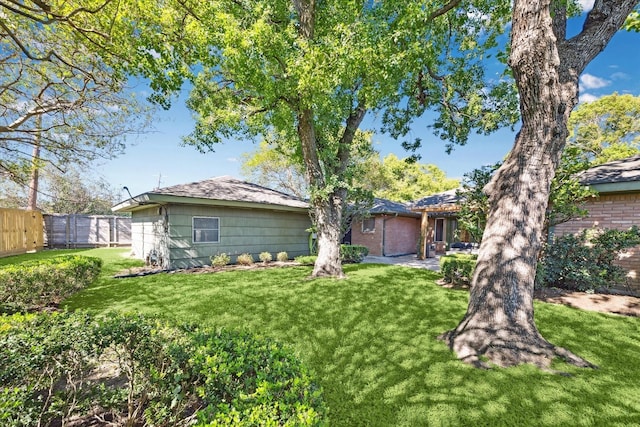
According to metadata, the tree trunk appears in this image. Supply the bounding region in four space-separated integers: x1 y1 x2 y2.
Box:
27 116 42 211
441 0 638 369
312 193 347 278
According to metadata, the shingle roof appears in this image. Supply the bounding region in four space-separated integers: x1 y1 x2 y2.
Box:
149 176 309 209
369 198 419 216
412 188 462 209
578 154 640 185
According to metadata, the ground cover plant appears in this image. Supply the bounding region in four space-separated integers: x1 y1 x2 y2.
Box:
11 249 640 426
0 311 324 426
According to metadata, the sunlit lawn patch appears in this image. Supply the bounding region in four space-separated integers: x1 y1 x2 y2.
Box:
26 248 640 425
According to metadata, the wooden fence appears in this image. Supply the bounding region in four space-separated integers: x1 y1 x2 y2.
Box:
0 208 45 257
43 214 131 248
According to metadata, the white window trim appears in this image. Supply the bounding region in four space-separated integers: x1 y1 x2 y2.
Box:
192 216 220 244
362 217 376 233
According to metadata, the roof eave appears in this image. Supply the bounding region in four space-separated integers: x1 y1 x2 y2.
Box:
587 181 640 194
371 211 421 218
113 193 309 213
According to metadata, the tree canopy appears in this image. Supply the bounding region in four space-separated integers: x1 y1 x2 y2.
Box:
115 0 516 277
0 0 153 189
361 153 459 203
0 165 121 214
566 93 640 166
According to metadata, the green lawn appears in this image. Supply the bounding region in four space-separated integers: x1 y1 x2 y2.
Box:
11 248 640 426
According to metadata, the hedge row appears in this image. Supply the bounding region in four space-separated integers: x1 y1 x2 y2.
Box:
439 253 477 285
340 244 369 263
0 255 103 313
0 311 326 427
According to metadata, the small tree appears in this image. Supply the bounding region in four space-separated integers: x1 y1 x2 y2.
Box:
456 163 501 244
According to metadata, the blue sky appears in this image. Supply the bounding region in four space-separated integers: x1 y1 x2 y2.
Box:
99 10 640 199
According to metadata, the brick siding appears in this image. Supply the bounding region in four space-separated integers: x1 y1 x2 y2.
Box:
382 216 421 256
351 215 420 257
352 217 384 256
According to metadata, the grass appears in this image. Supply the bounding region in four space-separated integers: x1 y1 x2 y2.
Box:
10 248 640 426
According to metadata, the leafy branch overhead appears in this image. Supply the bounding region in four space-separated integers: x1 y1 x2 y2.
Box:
114 0 517 277
0 0 153 185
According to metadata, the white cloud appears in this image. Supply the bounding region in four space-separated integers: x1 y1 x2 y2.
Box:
579 93 599 104
579 73 610 90
227 157 238 163
610 72 629 81
578 0 595 12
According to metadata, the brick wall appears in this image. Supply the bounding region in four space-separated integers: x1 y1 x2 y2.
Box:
553 193 640 292
351 215 420 257
352 217 383 256
383 216 420 256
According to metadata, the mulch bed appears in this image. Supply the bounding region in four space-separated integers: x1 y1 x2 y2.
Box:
534 287 640 317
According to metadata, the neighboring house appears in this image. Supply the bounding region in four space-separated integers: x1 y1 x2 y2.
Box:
553 154 640 291
112 176 312 269
350 198 421 257
412 189 471 258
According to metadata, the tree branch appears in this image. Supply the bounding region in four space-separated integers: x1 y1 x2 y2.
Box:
561 0 639 72
427 0 462 22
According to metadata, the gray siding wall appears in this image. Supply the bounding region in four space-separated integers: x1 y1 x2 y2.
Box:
131 206 170 268
165 204 311 269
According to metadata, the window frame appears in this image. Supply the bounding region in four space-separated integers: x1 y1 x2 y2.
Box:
361 217 376 233
192 216 220 244
434 218 445 242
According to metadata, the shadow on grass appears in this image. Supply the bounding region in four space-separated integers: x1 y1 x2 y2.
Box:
63 262 640 426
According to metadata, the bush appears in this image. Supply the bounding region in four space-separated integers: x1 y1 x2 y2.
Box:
210 252 231 267
538 226 640 292
0 312 326 427
0 255 103 313
340 244 369 264
277 251 289 262
440 253 477 285
259 251 273 263
236 253 254 265
295 255 317 266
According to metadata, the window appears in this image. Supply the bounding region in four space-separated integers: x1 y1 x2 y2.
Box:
362 218 375 233
193 216 220 243
435 218 444 242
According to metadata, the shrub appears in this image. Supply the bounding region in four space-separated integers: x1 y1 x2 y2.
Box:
440 253 477 285
211 252 231 267
340 244 369 263
236 253 254 265
277 251 289 262
0 312 326 427
0 255 103 313
538 226 640 292
295 255 317 266
259 251 273 263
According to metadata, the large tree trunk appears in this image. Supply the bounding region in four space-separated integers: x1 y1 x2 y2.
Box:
312 193 347 278
297 107 348 278
442 0 638 369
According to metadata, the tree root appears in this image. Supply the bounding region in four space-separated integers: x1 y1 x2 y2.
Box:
439 328 597 373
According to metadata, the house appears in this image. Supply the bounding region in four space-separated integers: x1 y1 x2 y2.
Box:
412 189 471 258
112 176 312 269
552 154 640 291
349 198 421 257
